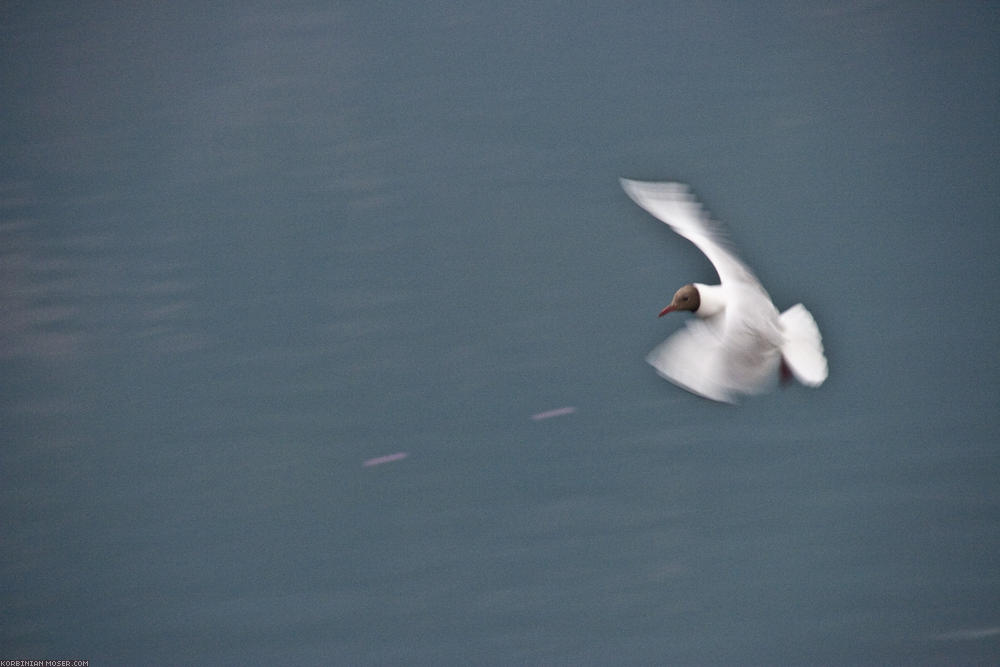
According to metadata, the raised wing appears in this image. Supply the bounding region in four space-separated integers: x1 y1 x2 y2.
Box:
620 179 759 287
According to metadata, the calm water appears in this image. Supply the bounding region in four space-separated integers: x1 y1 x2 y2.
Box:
3 2 999 664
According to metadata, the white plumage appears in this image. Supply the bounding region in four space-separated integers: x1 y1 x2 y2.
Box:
621 179 828 403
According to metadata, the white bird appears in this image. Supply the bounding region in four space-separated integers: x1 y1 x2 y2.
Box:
621 179 828 403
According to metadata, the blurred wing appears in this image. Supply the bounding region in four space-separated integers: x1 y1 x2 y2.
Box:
621 179 759 287
647 309 782 404
647 317 736 403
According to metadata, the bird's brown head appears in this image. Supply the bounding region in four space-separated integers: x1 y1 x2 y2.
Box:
658 284 701 317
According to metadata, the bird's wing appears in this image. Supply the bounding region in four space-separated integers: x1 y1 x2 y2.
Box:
620 179 759 287
646 316 737 403
647 311 782 403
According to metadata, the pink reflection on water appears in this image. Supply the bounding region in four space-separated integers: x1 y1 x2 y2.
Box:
531 406 576 421
363 452 409 467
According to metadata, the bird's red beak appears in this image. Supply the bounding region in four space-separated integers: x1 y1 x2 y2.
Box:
658 305 675 317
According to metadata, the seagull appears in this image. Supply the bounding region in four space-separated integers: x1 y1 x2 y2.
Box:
621 179 828 403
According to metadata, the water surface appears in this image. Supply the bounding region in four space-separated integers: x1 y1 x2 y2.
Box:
2 2 998 664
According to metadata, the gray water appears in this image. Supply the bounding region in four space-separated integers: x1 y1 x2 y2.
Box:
3 2 998 664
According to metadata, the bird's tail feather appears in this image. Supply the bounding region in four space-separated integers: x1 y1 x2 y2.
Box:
779 304 828 387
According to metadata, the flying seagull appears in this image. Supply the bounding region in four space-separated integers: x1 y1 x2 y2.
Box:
621 179 828 403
